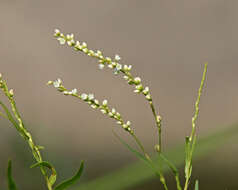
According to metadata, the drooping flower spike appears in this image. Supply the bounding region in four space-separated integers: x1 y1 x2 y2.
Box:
48 79 133 134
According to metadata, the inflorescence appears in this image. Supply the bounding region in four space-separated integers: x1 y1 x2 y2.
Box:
53 29 162 150
54 29 153 102
47 79 133 134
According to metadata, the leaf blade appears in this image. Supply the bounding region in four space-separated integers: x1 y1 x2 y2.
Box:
76 123 238 190
7 160 18 190
54 161 84 190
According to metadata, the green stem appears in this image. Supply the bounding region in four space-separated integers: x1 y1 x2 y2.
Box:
0 80 52 190
149 101 162 153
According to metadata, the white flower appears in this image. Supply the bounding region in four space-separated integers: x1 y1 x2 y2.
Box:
116 112 121 118
108 64 113 69
47 80 53 85
116 64 122 70
108 112 113 117
91 104 97 109
134 77 141 84
54 29 60 36
126 121 131 126
94 99 99 105
67 39 75 46
95 50 102 57
145 94 152 101
75 41 82 49
105 57 112 62
57 37 66 45
63 91 70 95
123 76 129 80
111 108 116 114
83 48 88 53
156 115 162 123
98 64 105 70
82 42 87 48
9 89 14 96
135 84 143 90
88 93 94 100
143 86 149 95
115 54 121 61
81 93 88 100
71 88 77 95
102 99 108 106
66 34 74 40
53 78 62 88
101 109 107 114
123 65 129 71
88 50 95 56
113 63 122 74
123 64 132 71
116 63 122 71
117 121 122 125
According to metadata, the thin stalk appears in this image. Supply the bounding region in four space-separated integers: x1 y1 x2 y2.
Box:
184 63 208 190
131 132 168 190
0 79 52 190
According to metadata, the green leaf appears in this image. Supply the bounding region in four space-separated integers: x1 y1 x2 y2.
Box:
195 180 199 190
113 131 160 180
112 131 159 175
54 161 84 190
7 160 18 190
0 101 20 131
31 161 57 186
160 154 178 174
113 131 147 163
76 123 238 190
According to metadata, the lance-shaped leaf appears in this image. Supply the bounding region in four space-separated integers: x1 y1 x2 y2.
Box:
31 161 57 186
54 161 84 190
77 123 238 190
7 160 18 190
113 131 160 176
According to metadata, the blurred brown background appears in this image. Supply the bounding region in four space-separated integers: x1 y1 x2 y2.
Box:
0 0 238 189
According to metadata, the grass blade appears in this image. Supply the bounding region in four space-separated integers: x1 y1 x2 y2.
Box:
7 160 18 190
54 161 84 190
113 131 147 163
31 161 57 186
76 123 238 190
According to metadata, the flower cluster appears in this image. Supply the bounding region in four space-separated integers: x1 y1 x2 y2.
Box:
0 74 14 98
53 29 153 103
48 78 133 133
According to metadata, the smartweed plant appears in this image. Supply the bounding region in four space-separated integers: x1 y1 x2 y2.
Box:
48 29 208 190
0 74 84 190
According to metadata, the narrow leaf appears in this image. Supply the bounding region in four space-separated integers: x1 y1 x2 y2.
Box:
31 161 57 186
112 131 161 176
54 161 84 190
160 154 178 174
0 101 20 131
7 160 18 190
77 123 238 190
195 180 199 190
113 131 147 162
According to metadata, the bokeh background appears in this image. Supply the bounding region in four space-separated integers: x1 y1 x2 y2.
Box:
0 0 238 189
